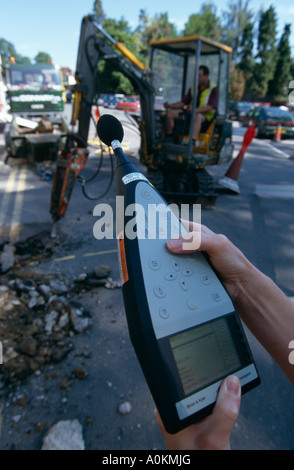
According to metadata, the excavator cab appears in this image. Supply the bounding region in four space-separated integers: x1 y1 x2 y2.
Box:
139 36 233 200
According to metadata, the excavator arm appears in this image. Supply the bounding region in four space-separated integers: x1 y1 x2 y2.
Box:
50 15 155 223
71 15 155 152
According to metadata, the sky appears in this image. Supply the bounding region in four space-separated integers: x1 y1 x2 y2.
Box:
1 0 294 71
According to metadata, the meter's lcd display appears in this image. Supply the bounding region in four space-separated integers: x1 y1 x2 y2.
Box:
169 318 241 396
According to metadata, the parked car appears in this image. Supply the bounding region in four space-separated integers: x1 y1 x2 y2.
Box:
247 106 294 138
116 96 139 113
103 94 117 108
229 101 254 122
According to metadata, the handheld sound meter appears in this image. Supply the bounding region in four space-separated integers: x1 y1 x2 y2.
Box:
97 114 260 434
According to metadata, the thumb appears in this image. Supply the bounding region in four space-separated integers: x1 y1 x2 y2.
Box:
199 375 241 450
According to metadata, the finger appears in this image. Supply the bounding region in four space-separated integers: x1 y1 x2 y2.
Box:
180 219 213 235
198 375 241 450
167 229 222 255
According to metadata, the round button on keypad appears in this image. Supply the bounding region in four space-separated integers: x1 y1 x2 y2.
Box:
153 285 167 298
158 306 170 319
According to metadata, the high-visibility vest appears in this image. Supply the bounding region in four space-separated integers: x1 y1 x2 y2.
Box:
199 85 216 121
190 84 217 122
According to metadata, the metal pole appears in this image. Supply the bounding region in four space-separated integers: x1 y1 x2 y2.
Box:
188 39 201 155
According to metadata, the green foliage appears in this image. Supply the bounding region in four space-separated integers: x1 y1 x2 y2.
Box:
183 3 222 41
0 38 32 64
34 52 52 64
230 65 245 101
221 0 254 62
249 5 277 97
93 0 105 23
1 1 293 99
136 9 177 61
268 24 292 98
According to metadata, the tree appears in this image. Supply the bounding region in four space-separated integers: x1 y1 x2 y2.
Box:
135 9 151 61
34 52 52 64
93 0 105 23
183 2 222 41
268 24 292 98
221 0 254 63
249 5 277 97
0 38 31 64
95 18 141 94
230 65 245 101
237 21 255 86
135 10 177 63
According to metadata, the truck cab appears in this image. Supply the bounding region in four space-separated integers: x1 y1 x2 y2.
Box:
5 62 64 122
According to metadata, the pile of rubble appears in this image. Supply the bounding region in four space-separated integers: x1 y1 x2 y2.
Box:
0 269 93 385
0 231 56 274
0 230 121 387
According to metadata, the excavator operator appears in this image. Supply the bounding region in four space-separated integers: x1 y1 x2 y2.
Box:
163 65 218 143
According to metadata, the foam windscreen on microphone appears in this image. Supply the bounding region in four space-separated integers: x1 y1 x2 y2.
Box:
97 114 124 146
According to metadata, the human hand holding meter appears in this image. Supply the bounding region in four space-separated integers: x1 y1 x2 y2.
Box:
167 220 294 387
161 221 294 450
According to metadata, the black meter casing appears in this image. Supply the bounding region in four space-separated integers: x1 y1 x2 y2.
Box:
114 149 260 434
96 116 260 435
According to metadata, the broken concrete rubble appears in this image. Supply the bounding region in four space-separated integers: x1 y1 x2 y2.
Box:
0 230 121 396
0 261 117 385
41 419 85 450
0 243 15 273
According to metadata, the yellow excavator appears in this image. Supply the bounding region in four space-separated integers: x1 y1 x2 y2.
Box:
50 15 234 220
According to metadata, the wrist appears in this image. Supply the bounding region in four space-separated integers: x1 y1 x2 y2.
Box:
227 263 264 306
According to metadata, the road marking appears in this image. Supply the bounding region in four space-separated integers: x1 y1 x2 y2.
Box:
83 249 118 257
52 255 76 262
9 166 28 242
52 249 118 263
262 141 289 159
255 184 294 198
0 168 18 235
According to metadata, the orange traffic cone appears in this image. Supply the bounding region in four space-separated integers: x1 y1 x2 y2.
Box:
94 106 100 122
218 125 256 194
273 123 281 142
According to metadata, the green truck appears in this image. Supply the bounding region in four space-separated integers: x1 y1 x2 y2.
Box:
4 62 68 164
6 62 64 117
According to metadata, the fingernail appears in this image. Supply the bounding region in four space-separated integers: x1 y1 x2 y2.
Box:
166 238 182 251
226 376 240 396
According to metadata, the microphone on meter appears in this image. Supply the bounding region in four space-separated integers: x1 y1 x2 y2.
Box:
97 113 137 176
97 113 150 197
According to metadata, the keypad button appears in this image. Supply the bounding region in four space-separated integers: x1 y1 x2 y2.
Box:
158 306 170 319
164 272 177 281
153 285 167 298
211 291 221 302
179 278 188 291
200 272 211 285
141 189 152 200
148 259 161 270
172 261 180 271
182 268 193 277
186 299 197 310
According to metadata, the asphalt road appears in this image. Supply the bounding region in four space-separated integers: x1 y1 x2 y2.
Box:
0 106 294 450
